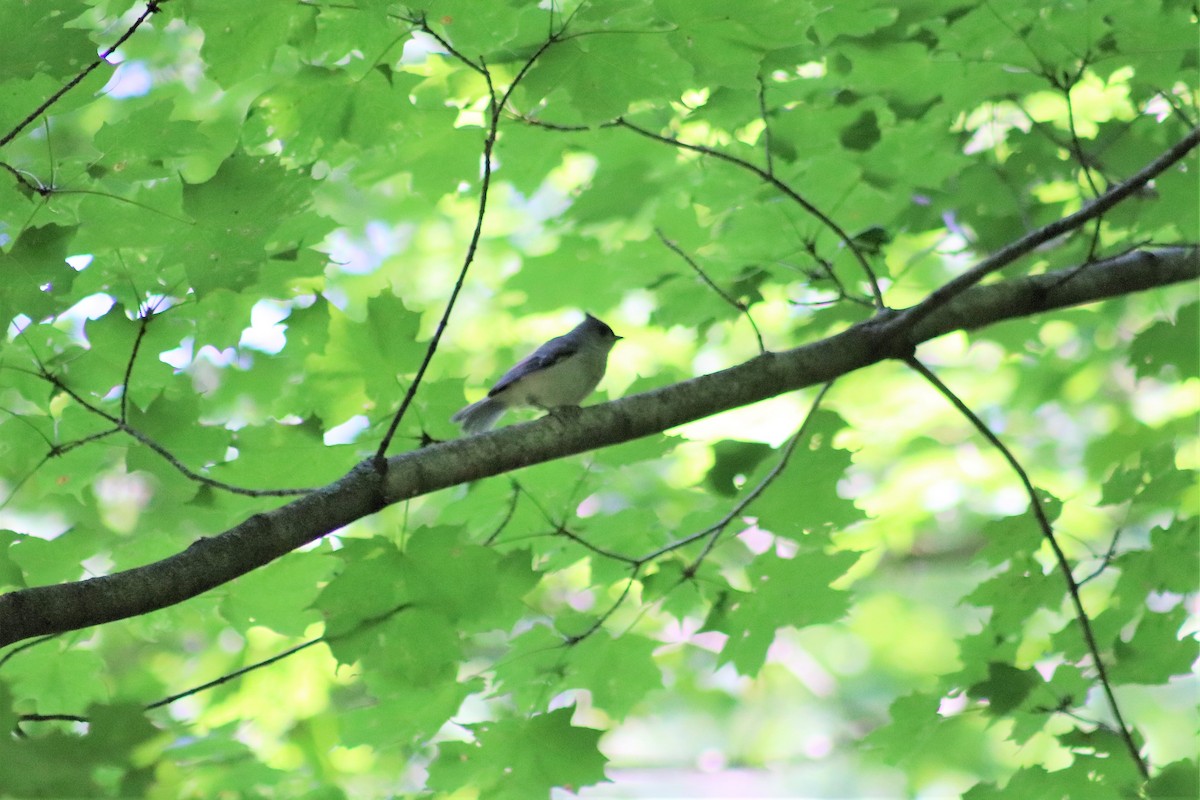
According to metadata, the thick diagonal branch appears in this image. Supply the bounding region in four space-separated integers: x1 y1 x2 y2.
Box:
0 246 1195 648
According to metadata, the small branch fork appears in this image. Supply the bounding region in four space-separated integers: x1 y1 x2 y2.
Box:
612 117 888 311
655 228 767 354
900 125 1200 333
372 15 568 465
41 369 315 498
3 300 315 503
547 382 835 646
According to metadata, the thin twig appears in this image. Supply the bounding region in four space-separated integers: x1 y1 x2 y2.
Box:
483 479 522 545
0 423 122 511
0 161 47 194
18 603 413 730
904 355 1148 780
514 479 558 528
634 382 834 569
796 240 875 308
682 381 832 576
556 525 639 566
147 601 410 711
1057 77 1107 263
0 634 60 671
1077 527 1123 587
0 1 163 149
1062 85 1103 199
17 713 88 725
510 114 591 132
757 72 774 177
119 298 159 423
1148 86 1197 128
656 228 767 353
40 370 314 497
374 21 563 463
564 566 641 645
145 637 324 710
31 187 193 224
614 117 887 310
0 454 50 512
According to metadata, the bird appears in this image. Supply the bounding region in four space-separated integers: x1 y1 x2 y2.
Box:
451 313 622 434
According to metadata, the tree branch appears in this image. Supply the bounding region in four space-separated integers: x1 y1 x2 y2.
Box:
0 246 1195 648
904 356 1149 780
900 125 1199 332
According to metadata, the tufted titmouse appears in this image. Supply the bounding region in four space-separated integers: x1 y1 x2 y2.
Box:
451 313 622 434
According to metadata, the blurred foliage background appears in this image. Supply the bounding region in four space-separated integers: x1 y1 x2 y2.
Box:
0 0 1196 797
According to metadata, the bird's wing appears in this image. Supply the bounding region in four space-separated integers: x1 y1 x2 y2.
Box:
488 334 578 397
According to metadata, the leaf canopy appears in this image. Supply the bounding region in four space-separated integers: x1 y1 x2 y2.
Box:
0 0 1196 797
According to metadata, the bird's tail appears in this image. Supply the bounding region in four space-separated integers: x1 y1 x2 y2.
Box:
450 397 507 434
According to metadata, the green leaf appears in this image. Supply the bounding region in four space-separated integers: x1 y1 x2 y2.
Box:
711 548 858 675
423 0 547 56
1129 301 1199 380
0 1 95 80
9 531 98 586
962 553 1065 624
521 24 690 123
339 677 480 749
967 662 1040 715
7 646 108 715
1147 759 1200 800
1110 605 1198 685
705 439 773 496
395 526 536 629
358 608 462 693
427 706 608 798
180 155 329 296
177 0 316 87
313 537 406 644
305 292 425 418
654 0 820 89
973 511 1047 567
749 411 865 538
220 547 337 636
963 764 1109 800
2 224 77 323
811 0 898 42
213 421 358 489
564 631 663 718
